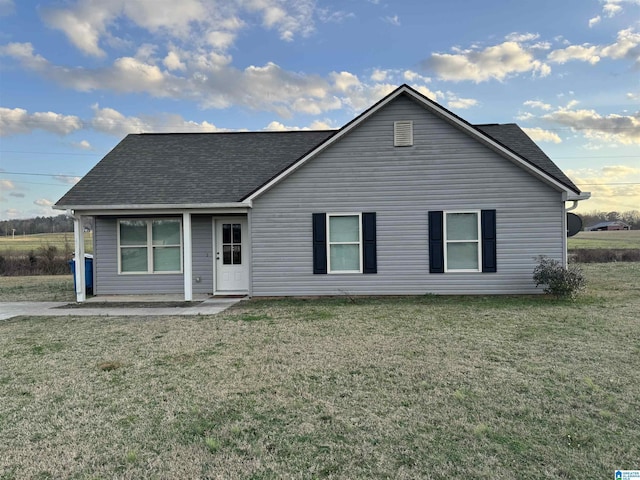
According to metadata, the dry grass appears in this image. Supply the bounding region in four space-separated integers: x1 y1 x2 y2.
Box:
0 275 75 302
1 264 639 479
0 232 93 254
568 230 640 249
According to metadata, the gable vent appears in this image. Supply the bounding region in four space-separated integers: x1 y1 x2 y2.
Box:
394 120 413 147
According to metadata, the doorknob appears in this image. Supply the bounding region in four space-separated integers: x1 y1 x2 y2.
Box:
216 252 220 260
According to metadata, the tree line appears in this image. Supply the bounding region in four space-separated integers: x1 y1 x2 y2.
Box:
579 210 639 230
0 215 93 236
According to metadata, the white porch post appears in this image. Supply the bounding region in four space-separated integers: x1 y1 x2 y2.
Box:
183 212 193 301
73 213 86 302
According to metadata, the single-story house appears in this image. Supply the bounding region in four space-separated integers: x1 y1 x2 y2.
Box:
55 84 590 302
586 221 631 231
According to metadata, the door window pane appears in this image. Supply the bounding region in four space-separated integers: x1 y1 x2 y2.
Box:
329 216 359 242
152 220 180 245
223 245 232 264
233 245 241 264
222 224 231 244
447 242 479 270
232 224 241 244
447 213 478 240
330 244 360 271
153 246 181 272
120 220 147 245
121 247 148 272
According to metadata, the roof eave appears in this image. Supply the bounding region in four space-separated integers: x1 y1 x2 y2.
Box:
53 202 252 215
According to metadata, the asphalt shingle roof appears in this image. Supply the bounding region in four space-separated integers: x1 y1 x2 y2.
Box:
55 130 336 207
475 123 579 192
56 118 579 209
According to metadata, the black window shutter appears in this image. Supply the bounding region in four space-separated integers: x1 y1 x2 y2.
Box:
362 212 377 274
312 213 327 274
428 211 444 273
481 209 497 273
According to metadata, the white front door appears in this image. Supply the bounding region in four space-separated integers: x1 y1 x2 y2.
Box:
215 217 249 293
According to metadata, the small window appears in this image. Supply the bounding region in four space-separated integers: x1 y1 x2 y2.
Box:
327 213 362 273
394 120 413 146
444 212 481 272
118 219 182 274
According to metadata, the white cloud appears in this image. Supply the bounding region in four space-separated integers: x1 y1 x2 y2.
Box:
34 198 53 207
317 8 354 23
567 164 640 212
54 175 82 185
603 2 623 16
588 15 601 27
39 0 323 60
264 119 334 131
426 41 551 82
543 107 640 145
522 127 562 143
403 70 430 83
163 51 186 71
524 100 553 111
384 15 400 26
90 105 152 135
1 179 16 190
90 105 228 136
548 44 601 65
505 32 539 42
72 140 92 150
446 95 478 109
331 71 361 92
370 69 388 82
0 107 82 136
207 31 236 50
548 28 640 66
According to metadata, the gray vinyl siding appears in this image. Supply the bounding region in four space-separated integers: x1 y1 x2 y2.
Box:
250 95 565 296
191 215 214 295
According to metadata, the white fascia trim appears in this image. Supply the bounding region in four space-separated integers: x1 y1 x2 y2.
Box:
54 202 252 216
244 85 578 201
566 192 591 201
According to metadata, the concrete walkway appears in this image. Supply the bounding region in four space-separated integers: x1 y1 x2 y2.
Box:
0 297 242 321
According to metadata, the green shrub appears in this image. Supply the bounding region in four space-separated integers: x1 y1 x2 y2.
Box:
533 257 586 299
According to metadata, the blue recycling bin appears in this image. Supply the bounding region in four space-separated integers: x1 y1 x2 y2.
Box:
69 254 93 295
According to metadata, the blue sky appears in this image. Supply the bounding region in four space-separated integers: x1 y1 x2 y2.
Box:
1 0 639 220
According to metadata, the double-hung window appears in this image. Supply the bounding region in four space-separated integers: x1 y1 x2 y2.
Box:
444 211 481 272
119 219 182 274
327 213 362 273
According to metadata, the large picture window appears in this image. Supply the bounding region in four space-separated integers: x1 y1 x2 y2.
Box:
327 213 362 273
119 219 182 274
444 211 481 272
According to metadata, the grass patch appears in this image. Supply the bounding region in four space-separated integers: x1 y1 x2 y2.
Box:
568 230 640 249
0 232 93 254
0 264 638 478
0 275 75 302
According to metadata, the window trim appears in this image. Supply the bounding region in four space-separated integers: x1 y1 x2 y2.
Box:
117 218 183 275
443 210 482 273
326 212 363 274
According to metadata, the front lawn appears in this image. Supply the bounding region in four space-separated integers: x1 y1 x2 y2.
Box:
1 263 639 479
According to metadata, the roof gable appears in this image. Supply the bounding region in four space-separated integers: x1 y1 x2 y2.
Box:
245 84 581 201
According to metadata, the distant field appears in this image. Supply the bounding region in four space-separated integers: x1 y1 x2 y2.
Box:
568 230 640 249
0 232 93 254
